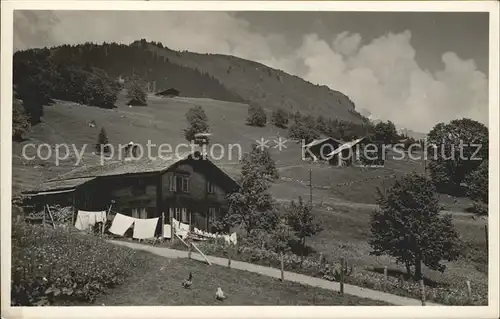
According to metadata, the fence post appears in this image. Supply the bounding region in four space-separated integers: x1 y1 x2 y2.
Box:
280 252 284 281
227 246 232 268
399 274 404 288
340 257 345 296
71 197 75 233
188 241 192 259
466 280 472 304
383 266 388 291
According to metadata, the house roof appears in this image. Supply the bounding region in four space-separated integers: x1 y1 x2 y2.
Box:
303 137 344 148
155 88 180 95
22 177 96 196
52 152 193 180
327 137 366 157
22 151 240 195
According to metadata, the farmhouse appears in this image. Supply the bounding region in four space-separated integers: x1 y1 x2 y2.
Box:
327 136 384 166
22 151 239 235
302 137 344 161
155 88 180 97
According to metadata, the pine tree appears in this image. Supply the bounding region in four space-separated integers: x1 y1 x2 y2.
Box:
241 144 279 182
286 196 322 263
95 128 110 154
226 145 279 233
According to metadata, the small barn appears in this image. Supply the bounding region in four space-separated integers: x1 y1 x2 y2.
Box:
302 137 344 161
155 88 180 98
327 136 384 166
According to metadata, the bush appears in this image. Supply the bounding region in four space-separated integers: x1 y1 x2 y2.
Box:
271 108 289 129
11 222 147 306
12 94 30 141
246 103 267 127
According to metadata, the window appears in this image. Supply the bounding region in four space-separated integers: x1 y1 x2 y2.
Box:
132 207 147 219
170 207 188 223
207 181 215 194
132 179 146 195
175 175 189 193
168 175 176 192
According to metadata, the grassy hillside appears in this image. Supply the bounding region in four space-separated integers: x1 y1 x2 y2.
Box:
13 93 472 213
145 41 366 122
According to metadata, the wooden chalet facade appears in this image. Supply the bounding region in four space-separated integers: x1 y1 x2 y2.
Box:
22 152 239 235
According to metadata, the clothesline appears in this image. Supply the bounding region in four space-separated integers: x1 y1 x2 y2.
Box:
77 210 237 245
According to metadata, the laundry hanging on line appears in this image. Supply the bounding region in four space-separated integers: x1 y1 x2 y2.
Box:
172 218 189 239
133 217 159 239
163 224 172 239
109 213 135 236
74 210 106 231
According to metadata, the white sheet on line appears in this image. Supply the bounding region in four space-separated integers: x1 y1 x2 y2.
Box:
133 217 159 239
109 213 135 236
75 210 106 231
163 224 172 238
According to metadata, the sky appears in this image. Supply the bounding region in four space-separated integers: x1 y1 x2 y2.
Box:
13 10 490 133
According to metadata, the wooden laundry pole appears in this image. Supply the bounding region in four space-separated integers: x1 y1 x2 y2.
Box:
191 242 211 265
45 205 56 229
42 205 46 228
170 215 175 244
71 194 76 232
161 212 165 238
103 203 112 235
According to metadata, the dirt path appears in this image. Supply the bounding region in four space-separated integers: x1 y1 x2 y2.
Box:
109 240 440 306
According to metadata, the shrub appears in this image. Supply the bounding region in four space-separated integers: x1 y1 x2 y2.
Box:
271 108 289 129
12 94 30 141
11 222 147 306
95 127 110 154
246 103 267 127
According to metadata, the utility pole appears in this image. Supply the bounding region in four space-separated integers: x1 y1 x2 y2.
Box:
309 169 313 206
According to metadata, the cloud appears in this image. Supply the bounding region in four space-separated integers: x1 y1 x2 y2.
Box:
333 31 362 56
13 11 488 133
